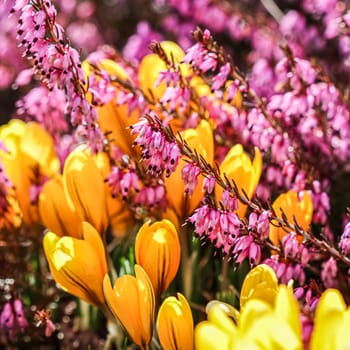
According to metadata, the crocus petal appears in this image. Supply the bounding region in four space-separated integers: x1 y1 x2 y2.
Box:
39 175 82 238
157 293 194 350
240 264 278 308
195 321 231 350
63 148 108 234
274 285 301 340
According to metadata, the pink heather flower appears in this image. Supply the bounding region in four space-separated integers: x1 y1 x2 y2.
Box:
321 257 338 288
155 69 181 87
202 175 216 194
160 85 191 113
256 210 270 239
339 222 350 255
13 0 104 151
0 302 14 331
233 234 261 266
13 299 28 329
182 162 202 195
106 167 140 200
134 185 166 209
131 116 180 177
282 233 300 259
189 205 241 254
264 255 306 285
211 63 231 91
45 319 56 337
221 190 238 212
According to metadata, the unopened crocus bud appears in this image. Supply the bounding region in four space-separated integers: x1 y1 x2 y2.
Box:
216 144 262 218
63 148 108 235
103 265 155 349
43 221 108 306
135 219 180 298
269 190 313 246
157 293 194 350
39 175 82 238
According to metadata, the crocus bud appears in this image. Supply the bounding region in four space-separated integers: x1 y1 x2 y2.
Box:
103 265 155 349
39 175 82 238
135 219 180 298
216 144 262 218
157 293 194 350
269 190 313 246
43 221 108 306
63 148 108 235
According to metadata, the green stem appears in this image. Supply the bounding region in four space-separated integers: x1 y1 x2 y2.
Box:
179 224 192 299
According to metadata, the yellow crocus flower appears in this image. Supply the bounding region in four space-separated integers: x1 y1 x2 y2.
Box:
157 293 194 350
39 175 82 238
269 190 313 245
164 119 214 219
103 265 155 349
216 144 262 218
135 219 180 298
63 148 108 235
310 289 350 350
195 264 302 350
0 120 60 227
43 221 108 306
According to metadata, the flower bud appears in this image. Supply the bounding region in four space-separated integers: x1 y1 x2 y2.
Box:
157 293 194 350
135 219 180 298
103 265 155 348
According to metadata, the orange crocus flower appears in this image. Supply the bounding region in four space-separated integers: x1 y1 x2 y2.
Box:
135 219 180 298
103 265 155 349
